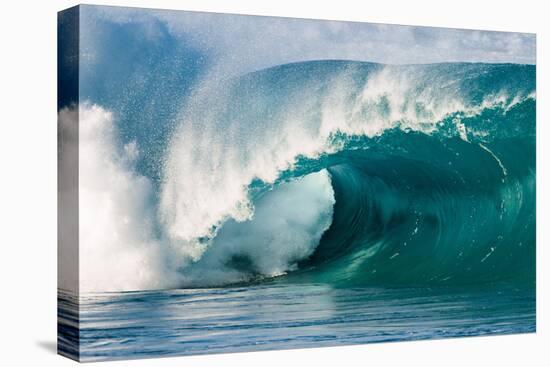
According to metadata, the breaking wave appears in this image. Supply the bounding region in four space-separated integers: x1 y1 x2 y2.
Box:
69 60 535 292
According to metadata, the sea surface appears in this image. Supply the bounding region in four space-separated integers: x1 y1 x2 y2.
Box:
58 283 535 361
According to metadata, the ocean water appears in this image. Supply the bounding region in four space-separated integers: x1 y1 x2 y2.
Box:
58 283 535 361
58 59 536 361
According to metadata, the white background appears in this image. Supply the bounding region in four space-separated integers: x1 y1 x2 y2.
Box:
0 0 548 365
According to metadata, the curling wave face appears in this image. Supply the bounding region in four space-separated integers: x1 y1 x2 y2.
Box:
72 60 535 292
160 60 535 288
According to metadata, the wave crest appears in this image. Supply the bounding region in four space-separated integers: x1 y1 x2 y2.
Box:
159 61 535 269
73 60 535 291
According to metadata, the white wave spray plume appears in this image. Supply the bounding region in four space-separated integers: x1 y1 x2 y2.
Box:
61 104 336 292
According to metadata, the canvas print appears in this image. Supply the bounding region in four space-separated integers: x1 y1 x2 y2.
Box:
58 5 536 362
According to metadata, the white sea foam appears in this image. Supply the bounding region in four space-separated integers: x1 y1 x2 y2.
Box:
76 104 181 292
183 170 335 286
68 104 336 291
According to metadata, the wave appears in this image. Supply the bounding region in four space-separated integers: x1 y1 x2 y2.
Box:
70 60 535 292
